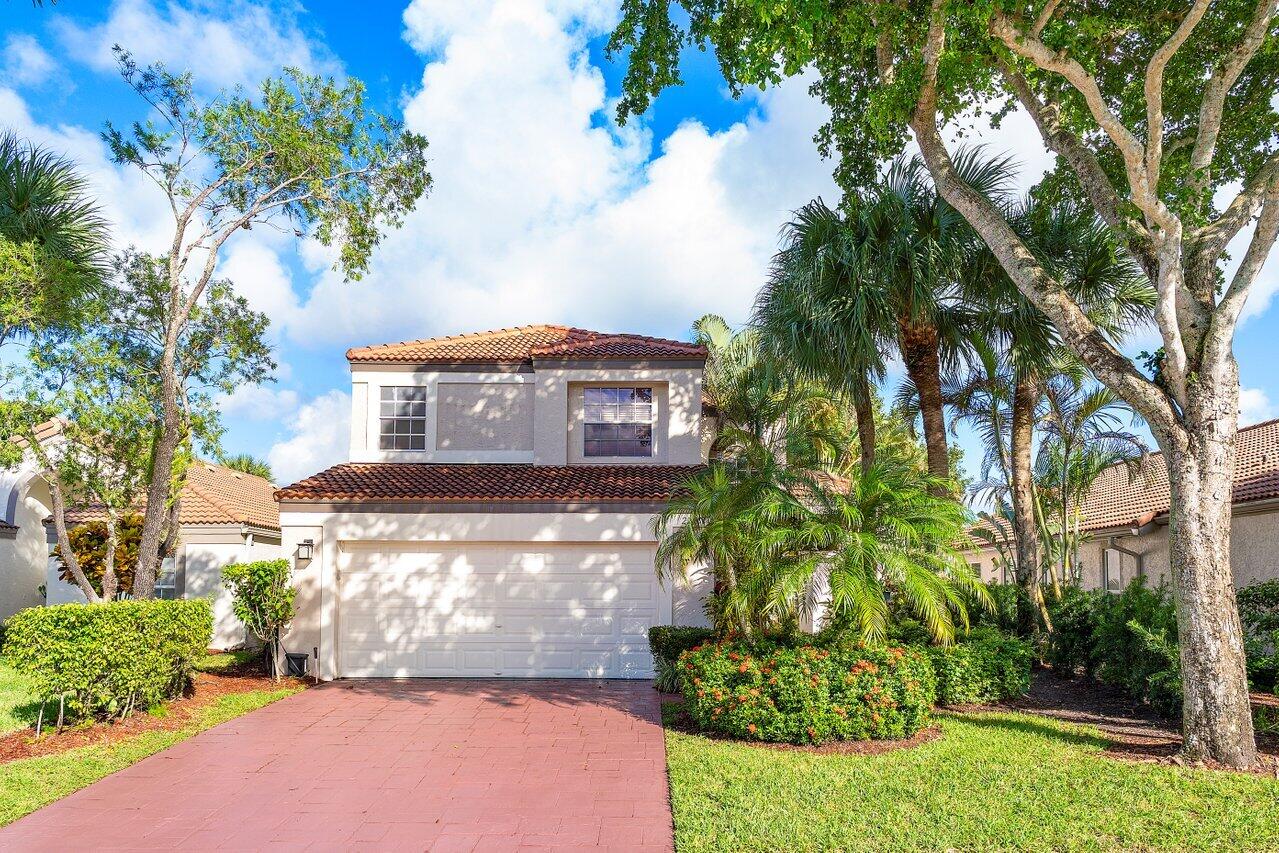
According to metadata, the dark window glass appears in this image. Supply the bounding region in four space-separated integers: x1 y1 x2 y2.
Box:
379 386 428 450
584 390 654 457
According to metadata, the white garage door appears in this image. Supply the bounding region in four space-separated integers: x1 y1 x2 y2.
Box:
337 542 665 678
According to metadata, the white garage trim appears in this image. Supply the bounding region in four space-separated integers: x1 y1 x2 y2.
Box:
335 540 671 678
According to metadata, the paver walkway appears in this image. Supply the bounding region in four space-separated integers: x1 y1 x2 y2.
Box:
0 679 674 852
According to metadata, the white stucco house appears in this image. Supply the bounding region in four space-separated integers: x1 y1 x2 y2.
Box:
275 324 714 681
969 417 1279 592
1 428 281 648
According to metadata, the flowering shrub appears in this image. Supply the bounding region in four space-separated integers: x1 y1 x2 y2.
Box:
649 626 717 692
678 639 936 744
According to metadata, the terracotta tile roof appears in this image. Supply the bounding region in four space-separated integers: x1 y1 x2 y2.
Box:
346 325 707 365
967 419 1279 547
1077 418 1279 532
275 463 704 504
61 462 280 531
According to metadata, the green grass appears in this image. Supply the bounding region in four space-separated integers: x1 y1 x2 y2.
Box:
664 705 1279 852
196 648 263 672
0 686 300 826
0 662 45 735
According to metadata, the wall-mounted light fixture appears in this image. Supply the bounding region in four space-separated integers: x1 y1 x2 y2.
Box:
297 538 315 561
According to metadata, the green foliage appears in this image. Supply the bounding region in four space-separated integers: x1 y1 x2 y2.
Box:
0 131 110 349
968 582 1025 635
1045 580 1182 716
104 50 430 284
1237 580 1279 693
650 626 718 692
925 628 1034 706
222 560 295 676
51 514 146 597
657 445 988 643
218 453 273 482
1 600 212 724
678 638 935 744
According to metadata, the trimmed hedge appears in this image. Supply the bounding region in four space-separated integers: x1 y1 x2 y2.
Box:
925 628 1034 705
679 639 936 744
3 599 213 723
649 625 716 692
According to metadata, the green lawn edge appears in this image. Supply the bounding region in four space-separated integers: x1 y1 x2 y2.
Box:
0 685 301 827
662 703 1279 853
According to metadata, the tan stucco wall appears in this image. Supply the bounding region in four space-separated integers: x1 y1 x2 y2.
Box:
435 382 533 452
533 366 703 466
279 508 710 679
969 505 1279 592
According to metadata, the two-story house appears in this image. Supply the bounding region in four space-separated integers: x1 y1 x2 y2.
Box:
275 325 714 680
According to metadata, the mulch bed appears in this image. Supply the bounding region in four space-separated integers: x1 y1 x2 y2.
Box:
0 660 307 764
660 699 942 755
990 668 1279 777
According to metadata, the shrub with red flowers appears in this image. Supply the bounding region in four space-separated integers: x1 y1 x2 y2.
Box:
678 638 936 744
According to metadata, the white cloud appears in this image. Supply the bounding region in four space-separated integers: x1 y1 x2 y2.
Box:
284 0 838 349
1239 387 1275 424
55 0 340 89
219 384 299 421
3 34 59 88
267 390 350 484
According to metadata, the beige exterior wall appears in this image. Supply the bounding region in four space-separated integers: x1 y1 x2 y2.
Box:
533 366 703 466
969 503 1279 592
435 383 533 452
0 477 52 619
279 507 710 680
351 363 705 467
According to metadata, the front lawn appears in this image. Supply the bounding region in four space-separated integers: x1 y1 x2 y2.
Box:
0 663 43 736
665 705 1279 852
0 685 299 826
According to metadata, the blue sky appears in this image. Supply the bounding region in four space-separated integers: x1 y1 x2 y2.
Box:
3 0 1277 488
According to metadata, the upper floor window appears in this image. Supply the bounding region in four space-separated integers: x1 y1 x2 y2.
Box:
584 387 653 457
379 386 427 450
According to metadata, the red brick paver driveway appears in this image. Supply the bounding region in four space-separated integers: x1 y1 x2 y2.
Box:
0 680 674 852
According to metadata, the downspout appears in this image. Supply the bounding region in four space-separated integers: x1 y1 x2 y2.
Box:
1106 536 1146 578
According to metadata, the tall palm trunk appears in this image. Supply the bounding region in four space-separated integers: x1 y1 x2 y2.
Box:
851 371 876 473
1010 371 1046 633
898 318 949 488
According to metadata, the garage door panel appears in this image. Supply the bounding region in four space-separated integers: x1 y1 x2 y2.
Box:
339 543 662 678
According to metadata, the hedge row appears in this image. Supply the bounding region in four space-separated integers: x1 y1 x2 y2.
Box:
3 599 213 723
648 625 716 692
678 639 936 744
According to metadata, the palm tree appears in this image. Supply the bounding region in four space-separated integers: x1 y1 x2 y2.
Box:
219 453 274 482
754 201 888 473
0 132 110 347
657 428 988 642
1036 377 1148 591
958 192 1153 631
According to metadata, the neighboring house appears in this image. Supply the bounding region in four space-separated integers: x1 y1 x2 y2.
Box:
275 324 713 680
969 418 1279 592
1 431 281 646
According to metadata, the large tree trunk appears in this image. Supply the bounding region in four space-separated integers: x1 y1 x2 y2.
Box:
898 319 949 486
851 371 876 473
1160 393 1257 768
1009 371 1043 634
134 342 181 598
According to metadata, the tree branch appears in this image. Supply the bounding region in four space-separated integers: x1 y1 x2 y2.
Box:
998 62 1157 277
1144 0 1212 191
1190 0 1279 198
917 4 1181 438
1208 185 1279 358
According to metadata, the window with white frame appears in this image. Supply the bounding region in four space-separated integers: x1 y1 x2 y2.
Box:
583 387 654 457
379 386 427 450
155 556 178 600
1102 548 1123 593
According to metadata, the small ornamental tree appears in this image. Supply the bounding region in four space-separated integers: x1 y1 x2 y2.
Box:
222 559 296 680
103 49 432 594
